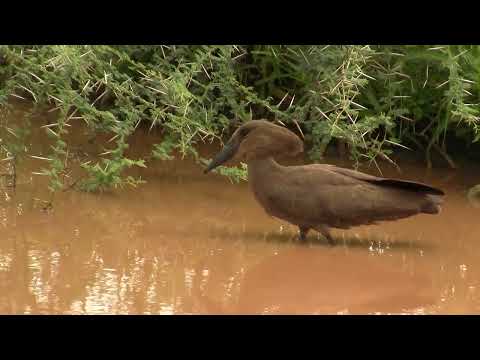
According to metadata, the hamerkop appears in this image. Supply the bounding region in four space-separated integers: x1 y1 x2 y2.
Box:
204 120 445 245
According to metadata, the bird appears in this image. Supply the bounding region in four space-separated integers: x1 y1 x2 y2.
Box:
204 120 445 245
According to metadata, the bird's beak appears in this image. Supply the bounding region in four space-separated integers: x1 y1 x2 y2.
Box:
204 139 240 174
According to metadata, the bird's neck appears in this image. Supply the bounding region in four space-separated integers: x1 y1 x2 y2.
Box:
247 157 284 183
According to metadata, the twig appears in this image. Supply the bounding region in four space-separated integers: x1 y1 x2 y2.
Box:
11 156 16 191
433 143 457 169
377 152 402 174
62 174 87 192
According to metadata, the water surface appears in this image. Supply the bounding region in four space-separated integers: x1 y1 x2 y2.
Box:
0 105 479 314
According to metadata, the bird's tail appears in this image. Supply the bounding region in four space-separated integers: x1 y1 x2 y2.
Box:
421 194 444 214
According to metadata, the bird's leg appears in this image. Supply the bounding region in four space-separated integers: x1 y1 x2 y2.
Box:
317 225 336 246
298 226 309 242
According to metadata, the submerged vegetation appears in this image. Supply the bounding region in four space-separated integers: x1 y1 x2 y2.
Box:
0 45 479 194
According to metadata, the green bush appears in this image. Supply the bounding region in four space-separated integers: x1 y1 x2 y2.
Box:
0 45 479 193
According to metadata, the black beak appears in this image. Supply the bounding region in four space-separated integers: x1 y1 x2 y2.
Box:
204 140 239 174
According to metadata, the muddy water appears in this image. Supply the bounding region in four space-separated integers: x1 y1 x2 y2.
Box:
1 107 480 314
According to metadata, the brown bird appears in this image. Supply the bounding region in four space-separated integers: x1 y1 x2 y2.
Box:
204 120 445 245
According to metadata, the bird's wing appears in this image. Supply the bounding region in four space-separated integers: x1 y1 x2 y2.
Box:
319 164 444 196
267 164 436 228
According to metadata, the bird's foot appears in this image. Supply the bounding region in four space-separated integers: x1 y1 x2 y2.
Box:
317 226 336 246
298 227 309 243
324 235 336 246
